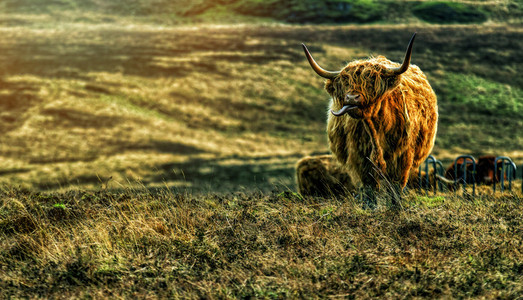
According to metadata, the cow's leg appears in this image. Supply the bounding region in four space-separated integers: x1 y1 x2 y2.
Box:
388 153 414 208
363 119 386 173
359 163 380 209
355 119 384 208
360 186 377 209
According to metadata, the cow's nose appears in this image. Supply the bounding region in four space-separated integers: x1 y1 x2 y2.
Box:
345 94 362 104
345 94 360 101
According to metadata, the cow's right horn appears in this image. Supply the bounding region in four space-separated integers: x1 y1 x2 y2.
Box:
385 33 416 77
302 44 339 80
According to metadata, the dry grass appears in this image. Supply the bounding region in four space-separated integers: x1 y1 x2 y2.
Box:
0 24 329 191
0 23 522 192
0 187 521 298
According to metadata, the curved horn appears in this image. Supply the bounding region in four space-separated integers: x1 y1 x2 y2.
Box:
385 33 416 76
302 44 339 80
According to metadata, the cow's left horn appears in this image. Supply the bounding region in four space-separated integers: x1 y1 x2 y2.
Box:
385 33 416 76
302 44 339 80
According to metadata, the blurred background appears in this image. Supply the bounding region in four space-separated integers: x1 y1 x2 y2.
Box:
0 0 521 192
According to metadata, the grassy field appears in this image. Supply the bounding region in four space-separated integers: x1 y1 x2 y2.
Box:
1 188 522 298
1 1 522 298
0 22 522 192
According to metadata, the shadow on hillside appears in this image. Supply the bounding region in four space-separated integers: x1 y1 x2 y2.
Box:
40 108 125 129
1 26 520 87
149 153 303 193
29 140 209 190
27 140 206 166
119 140 206 155
0 79 43 135
0 30 302 81
30 152 302 192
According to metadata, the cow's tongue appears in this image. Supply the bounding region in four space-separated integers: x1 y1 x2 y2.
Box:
331 105 358 116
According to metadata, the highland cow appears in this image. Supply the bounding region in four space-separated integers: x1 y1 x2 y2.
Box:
445 155 507 186
296 155 450 197
302 33 438 204
296 154 355 197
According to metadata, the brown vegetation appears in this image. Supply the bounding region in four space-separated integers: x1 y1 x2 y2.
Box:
0 188 522 298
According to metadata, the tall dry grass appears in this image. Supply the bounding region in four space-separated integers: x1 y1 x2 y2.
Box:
0 187 521 298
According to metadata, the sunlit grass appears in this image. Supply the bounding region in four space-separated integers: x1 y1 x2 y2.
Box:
1 22 522 192
0 187 521 298
0 25 335 191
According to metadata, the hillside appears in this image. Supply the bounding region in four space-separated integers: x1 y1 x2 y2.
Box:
0 21 522 192
1 0 522 25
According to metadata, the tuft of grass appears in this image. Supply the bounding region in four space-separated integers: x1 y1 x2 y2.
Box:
52 203 66 209
414 195 446 208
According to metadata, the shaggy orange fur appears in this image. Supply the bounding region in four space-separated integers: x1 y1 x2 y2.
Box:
305 37 438 198
296 155 355 197
296 155 437 197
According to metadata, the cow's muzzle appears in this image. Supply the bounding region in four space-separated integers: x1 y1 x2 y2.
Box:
331 94 362 117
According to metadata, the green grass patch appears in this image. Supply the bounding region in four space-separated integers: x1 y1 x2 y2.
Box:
233 0 386 23
52 203 66 209
414 195 445 208
439 73 522 118
412 1 489 24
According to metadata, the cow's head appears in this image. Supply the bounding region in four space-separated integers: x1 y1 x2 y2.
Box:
302 34 416 119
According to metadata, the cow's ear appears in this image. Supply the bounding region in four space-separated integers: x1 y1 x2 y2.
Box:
324 79 335 95
385 75 401 90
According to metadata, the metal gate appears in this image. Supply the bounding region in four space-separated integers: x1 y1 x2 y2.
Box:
418 155 445 195
452 155 477 196
493 156 517 193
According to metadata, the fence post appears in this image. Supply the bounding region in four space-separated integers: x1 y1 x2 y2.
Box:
436 160 445 192
419 155 442 195
493 156 517 193
418 165 422 194
453 155 476 196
